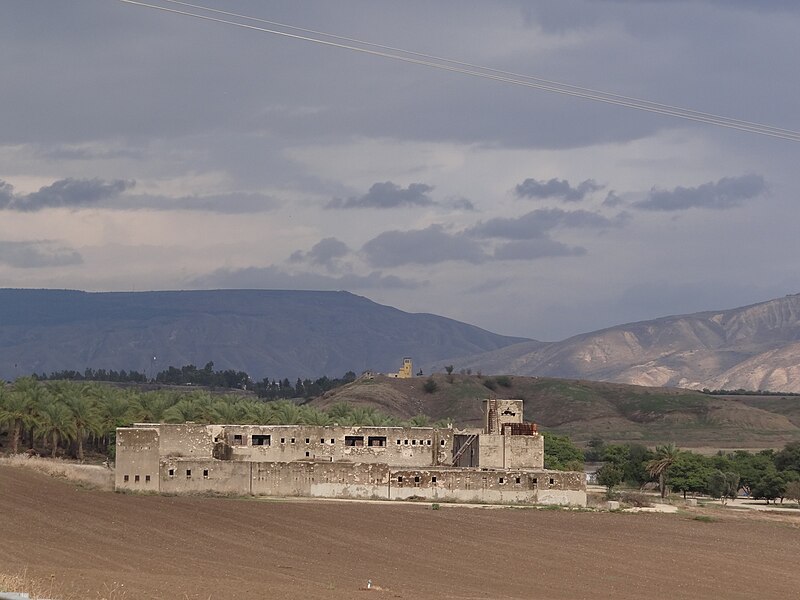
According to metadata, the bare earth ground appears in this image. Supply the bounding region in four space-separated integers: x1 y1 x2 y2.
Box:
2 466 800 600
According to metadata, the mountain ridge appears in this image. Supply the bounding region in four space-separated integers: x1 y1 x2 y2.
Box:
430 293 800 392
0 288 528 381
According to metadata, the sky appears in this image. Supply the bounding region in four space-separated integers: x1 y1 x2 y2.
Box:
1 0 799 340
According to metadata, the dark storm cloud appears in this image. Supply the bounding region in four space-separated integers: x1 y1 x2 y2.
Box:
634 174 767 211
327 182 435 209
469 208 624 240
493 239 587 260
515 178 603 202
361 225 488 267
0 241 83 269
190 265 421 290
0 178 133 212
289 238 351 269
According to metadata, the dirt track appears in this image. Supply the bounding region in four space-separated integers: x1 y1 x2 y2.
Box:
2 465 799 600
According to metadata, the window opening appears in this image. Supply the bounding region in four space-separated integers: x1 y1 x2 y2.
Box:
345 435 364 447
306 438 310 444
134 475 140 483
549 478 555 485
397 476 403 482
440 440 446 446
432 476 437 483
252 434 271 446
145 475 151 483
123 475 129 482
499 477 504 484
233 434 244 446
305 451 310 457
168 469 175 477
515 477 521 484
412 440 417 445
414 476 420 483
203 469 209 479
368 436 387 447
186 469 192 478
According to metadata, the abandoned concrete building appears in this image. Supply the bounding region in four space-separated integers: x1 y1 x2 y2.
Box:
115 399 586 506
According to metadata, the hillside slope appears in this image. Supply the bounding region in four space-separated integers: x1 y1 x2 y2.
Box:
311 374 800 448
430 294 800 392
0 289 527 380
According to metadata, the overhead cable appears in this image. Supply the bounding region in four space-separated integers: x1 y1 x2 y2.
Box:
118 0 800 142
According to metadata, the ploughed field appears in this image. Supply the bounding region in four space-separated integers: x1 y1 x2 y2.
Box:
2 466 799 600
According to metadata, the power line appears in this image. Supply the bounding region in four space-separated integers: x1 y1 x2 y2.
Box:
118 0 800 142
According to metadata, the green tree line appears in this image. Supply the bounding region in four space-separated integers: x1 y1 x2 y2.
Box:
590 439 800 505
33 361 359 400
0 377 438 461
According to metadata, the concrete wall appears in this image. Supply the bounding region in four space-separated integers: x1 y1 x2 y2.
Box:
144 423 215 459
484 399 524 433
221 425 452 467
116 427 160 492
128 457 586 506
476 433 543 469
505 435 544 469
251 461 389 499
160 458 251 495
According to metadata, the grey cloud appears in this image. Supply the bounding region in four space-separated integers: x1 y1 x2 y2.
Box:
0 181 13 209
0 240 83 268
289 237 350 270
1 178 133 212
190 265 421 290
469 208 623 240
603 191 624 207
37 145 144 161
515 178 603 202
119 192 280 214
634 174 766 211
493 239 587 260
0 178 278 213
327 182 435 209
361 225 488 267
452 198 476 211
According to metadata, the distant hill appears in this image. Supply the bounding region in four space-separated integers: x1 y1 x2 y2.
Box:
311 374 800 448
0 289 527 381
428 294 800 393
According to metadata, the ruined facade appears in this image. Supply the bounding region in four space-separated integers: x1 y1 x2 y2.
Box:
115 399 586 506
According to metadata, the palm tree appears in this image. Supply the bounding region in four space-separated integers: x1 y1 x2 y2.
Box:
163 398 207 423
0 388 35 454
132 392 171 423
209 400 241 424
35 401 77 458
647 443 680 499
65 394 101 462
406 414 431 427
270 401 303 425
300 407 332 426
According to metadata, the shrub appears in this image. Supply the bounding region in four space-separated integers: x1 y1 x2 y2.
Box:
422 377 438 393
495 375 512 388
483 378 497 390
618 491 652 508
431 503 440 510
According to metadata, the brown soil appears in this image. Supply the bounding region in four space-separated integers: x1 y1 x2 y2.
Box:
2 465 799 600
